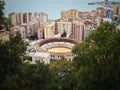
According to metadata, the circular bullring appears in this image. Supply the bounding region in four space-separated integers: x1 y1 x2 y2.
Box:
35 38 79 60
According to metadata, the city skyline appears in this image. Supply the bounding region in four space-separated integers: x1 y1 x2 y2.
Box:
4 0 120 19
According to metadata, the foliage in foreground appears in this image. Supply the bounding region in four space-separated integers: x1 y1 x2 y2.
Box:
0 22 120 90
72 22 120 90
0 33 51 90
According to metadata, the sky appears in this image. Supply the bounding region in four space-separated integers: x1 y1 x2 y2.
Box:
4 0 120 19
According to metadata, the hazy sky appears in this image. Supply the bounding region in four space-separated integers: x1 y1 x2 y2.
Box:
4 0 120 19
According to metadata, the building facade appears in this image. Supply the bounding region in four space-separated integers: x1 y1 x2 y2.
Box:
21 21 39 38
9 12 32 26
113 5 120 16
105 9 113 19
95 7 105 18
9 12 17 26
10 26 26 39
34 12 48 27
44 21 55 39
61 10 68 19
72 21 85 41
57 21 72 36
23 12 32 23
61 9 79 22
32 52 50 64
37 27 44 39
39 12 48 27
17 13 24 25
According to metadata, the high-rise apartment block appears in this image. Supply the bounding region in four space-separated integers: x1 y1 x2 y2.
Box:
61 10 68 19
118 7 120 16
44 21 55 39
68 9 79 17
105 9 113 19
61 9 79 22
95 7 105 18
57 21 72 36
113 5 120 16
72 21 85 41
23 12 32 23
9 12 17 26
17 13 23 25
39 12 48 27
37 27 44 39
34 12 48 27
9 12 32 26
21 21 39 38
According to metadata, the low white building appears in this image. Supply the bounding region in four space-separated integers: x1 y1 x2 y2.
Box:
102 18 112 23
32 52 50 64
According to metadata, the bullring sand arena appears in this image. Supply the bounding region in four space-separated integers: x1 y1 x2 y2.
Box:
47 47 71 53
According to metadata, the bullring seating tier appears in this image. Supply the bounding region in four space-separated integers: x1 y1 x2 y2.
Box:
35 38 79 52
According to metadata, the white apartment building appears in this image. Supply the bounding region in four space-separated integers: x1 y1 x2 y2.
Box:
57 21 72 36
34 12 48 27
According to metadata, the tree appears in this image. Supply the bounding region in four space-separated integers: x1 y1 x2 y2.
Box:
49 58 75 90
72 22 120 90
0 32 27 90
0 0 5 30
20 61 52 90
0 32 53 90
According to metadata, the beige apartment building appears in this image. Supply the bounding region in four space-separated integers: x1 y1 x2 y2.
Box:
9 12 17 26
9 12 32 26
61 9 79 21
44 21 55 39
113 5 120 16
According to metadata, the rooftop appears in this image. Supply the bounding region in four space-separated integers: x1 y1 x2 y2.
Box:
34 52 50 58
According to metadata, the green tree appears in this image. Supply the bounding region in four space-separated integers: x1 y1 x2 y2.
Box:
20 61 52 90
0 33 26 90
1 74 25 90
0 0 5 30
49 58 75 90
72 22 120 90
0 32 52 90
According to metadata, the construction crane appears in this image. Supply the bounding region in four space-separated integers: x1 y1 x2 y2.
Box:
88 0 120 8
0 0 5 8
